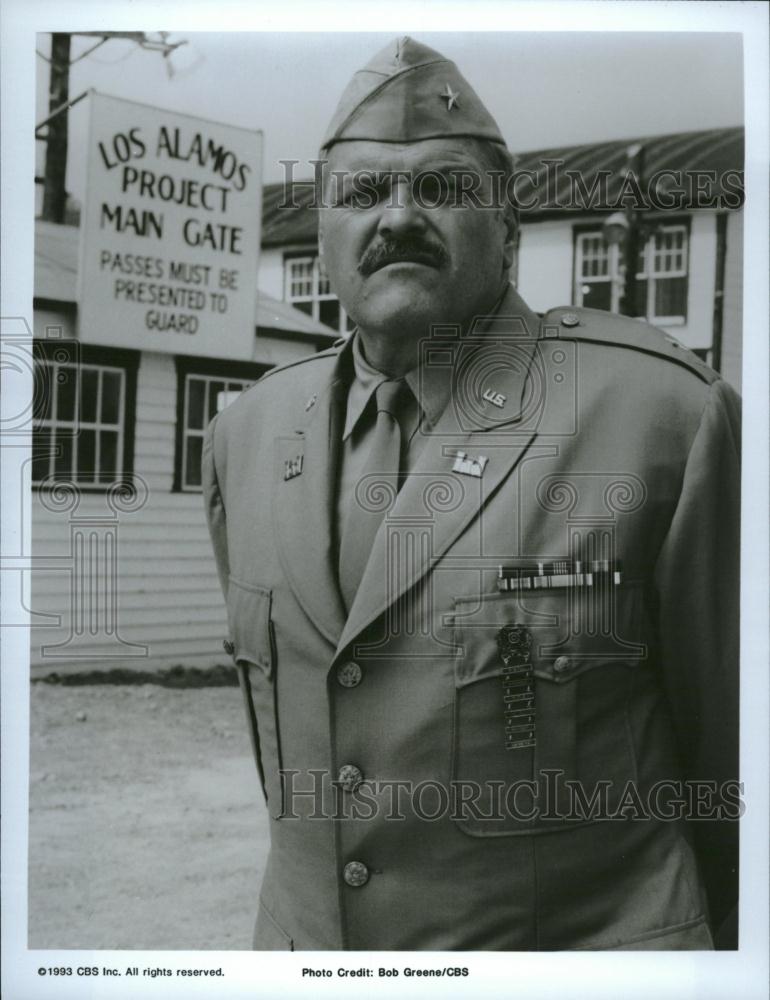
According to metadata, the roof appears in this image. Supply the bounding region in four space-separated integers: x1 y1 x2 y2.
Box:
33 220 336 340
260 126 744 245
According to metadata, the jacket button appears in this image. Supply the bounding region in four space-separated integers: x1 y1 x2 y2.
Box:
553 655 571 673
223 639 235 657
338 764 364 792
560 312 580 328
343 861 370 887
336 661 363 688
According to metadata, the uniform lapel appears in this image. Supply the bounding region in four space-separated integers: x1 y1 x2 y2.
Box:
273 359 348 648
336 287 544 657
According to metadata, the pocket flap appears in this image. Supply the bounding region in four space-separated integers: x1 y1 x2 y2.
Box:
226 577 273 675
453 583 645 687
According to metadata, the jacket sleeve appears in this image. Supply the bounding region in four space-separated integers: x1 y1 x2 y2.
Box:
202 412 230 601
652 377 741 945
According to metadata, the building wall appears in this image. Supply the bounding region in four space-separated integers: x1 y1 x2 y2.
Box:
30 346 226 675
720 210 743 392
259 246 292 300
516 219 576 313
684 212 717 351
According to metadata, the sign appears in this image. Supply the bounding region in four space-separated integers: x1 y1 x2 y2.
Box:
78 92 262 360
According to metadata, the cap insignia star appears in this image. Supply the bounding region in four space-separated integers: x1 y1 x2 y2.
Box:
441 82 460 111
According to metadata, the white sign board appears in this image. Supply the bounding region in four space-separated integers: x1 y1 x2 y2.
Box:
78 92 262 359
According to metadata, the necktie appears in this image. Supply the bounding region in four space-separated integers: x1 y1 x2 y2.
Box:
338 379 411 610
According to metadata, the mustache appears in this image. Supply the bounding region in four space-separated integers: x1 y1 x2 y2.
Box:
357 237 449 276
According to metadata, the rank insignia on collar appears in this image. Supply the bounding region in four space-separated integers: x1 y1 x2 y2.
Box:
482 387 506 408
284 455 304 481
451 450 488 478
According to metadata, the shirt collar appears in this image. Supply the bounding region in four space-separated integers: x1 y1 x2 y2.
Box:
342 330 454 441
341 282 522 441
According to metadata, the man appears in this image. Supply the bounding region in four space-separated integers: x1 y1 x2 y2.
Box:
203 37 740 951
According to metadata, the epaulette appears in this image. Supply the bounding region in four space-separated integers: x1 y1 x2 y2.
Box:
540 306 719 385
253 340 344 386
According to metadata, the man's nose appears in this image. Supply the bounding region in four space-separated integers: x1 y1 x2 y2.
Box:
376 179 428 238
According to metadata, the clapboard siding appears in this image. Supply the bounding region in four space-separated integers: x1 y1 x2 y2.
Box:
30 350 229 676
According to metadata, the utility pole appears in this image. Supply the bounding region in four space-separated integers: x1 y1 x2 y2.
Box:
41 33 71 223
618 144 644 319
38 32 188 224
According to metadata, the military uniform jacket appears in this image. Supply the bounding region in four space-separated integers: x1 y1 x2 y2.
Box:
203 287 740 951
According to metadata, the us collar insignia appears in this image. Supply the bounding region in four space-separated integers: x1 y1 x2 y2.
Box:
441 82 460 111
482 387 506 408
452 450 488 478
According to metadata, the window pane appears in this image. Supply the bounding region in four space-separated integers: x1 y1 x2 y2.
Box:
185 436 203 488
579 237 608 279
56 366 77 421
654 276 687 318
32 429 52 482
580 282 611 311
187 377 206 430
319 299 341 331
633 279 648 318
99 431 119 481
289 259 314 297
207 381 225 423
77 429 96 482
80 368 99 423
101 371 122 424
33 362 53 424
294 301 313 316
54 434 73 477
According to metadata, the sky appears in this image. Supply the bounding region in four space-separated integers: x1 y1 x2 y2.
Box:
35 30 744 202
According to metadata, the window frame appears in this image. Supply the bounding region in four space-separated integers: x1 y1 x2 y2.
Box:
572 217 691 325
283 250 353 334
173 355 270 493
32 341 139 491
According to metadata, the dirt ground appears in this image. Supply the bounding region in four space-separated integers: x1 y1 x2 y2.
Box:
28 681 269 950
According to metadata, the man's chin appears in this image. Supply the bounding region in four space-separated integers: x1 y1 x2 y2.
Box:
355 285 451 334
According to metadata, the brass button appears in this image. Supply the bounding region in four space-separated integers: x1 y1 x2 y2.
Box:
223 639 235 657
553 655 571 673
343 861 370 887
338 764 364 792
560 313 580 328
337 661 363 688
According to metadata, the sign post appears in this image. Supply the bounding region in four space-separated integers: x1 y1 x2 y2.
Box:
78 91 262 360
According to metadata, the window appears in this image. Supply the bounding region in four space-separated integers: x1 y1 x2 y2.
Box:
32 343 138 488
174 357 269 491
285 254 354 334
180 374 254 490
634 225 689 324
574 222 689 324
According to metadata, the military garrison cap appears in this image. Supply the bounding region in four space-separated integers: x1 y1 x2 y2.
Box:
321 36 507 150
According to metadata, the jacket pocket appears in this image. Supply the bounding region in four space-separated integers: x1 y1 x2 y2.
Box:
451 582 646 835
226 577 283 818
